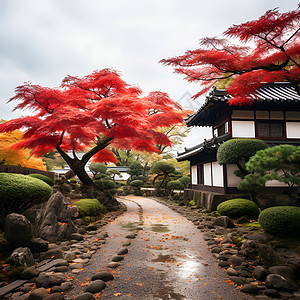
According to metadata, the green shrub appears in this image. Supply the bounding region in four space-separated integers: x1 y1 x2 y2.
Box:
28 173 54 186
217 139 267 165
217 198 259 219
130 180 144 190
94 179 116 190
0 173 53 218
73 198 104 217
178 176 190 188
258 206 300 235
167 180 184 191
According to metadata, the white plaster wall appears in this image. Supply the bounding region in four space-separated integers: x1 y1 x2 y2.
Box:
265 170 288 187
191 165 198 185
204 163 212 186
212 162 224 187
232 121 255 138
286 122 300 138
226 164 242 187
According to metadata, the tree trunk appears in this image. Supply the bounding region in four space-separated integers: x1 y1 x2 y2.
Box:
55 136 113 186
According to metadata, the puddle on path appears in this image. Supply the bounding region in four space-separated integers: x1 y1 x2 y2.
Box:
149 223 171 233
120 222 139 231
152 254 176 263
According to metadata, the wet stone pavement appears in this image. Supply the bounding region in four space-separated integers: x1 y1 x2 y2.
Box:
66 196 254 300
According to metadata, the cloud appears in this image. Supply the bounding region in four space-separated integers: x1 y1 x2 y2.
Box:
0 0 297 124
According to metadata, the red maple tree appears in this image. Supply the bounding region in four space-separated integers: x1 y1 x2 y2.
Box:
160 5 300 105
0 69 183 184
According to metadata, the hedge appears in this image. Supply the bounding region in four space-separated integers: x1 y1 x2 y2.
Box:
0 173 53 217
258 206 300 235
28 173 54 186
217 198 259 219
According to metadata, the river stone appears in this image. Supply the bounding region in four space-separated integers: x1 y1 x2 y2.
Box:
85 280 106 293
69 263 84 269
86 225 98 231
44 293 65 300
112 255 124 262
5 213 32 247
264 289 281 298
35 274 52 287
268 266 296 282
74 293 95 300
91 271 114 281
64 251 77 261
228 256 244 267
229 276 247 285
70 233 84 241
253 266 268 281
10 247 35 267
240 284 259 294
78 227 86 235
53 266 70 273
117 248 128 255
27 287 49 300
108 262 120 268
126 233 136 239
122 241 131 246
226 268 239 276
35 191 77 242
21 265 41 279
81 253 92 259
265 274 298 291
39 248 63 260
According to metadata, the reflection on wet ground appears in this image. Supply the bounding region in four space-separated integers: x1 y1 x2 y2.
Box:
150 223 171 233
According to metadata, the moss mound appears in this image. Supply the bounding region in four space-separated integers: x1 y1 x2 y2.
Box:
74 198 104 217
28 173 54 186
0 173 53 218
217 198 259 219
258 206 300 235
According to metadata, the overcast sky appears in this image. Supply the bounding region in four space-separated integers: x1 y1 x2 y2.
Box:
0 0 298 147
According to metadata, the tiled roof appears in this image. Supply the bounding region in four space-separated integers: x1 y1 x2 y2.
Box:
177 133 230 161
186 82 300 126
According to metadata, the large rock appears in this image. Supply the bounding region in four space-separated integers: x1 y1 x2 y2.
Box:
35 192 77 242
5 213 32 247
213 216 235 228
10 247 35 267
268 266 296 282
27 287 49 300
240 240 260 256
265 274 297 291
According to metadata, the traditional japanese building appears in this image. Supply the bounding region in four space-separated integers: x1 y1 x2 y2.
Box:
177 82 300 210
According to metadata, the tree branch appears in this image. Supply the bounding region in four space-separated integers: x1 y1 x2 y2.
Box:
81 136 113 165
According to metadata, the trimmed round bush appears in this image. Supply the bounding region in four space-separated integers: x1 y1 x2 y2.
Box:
178 176 190 188
258 206 300 235
130 180 144 190
28 173 54 186
73 198 104 217
0 173 53 217
217 139 267 164
217 198 259 219
94 179 116 190
167 180 184 191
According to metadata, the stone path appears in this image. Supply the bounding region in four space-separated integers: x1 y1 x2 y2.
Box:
65 196 254 300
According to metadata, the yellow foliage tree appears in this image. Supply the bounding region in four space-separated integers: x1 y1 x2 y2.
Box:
0 126 46 170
